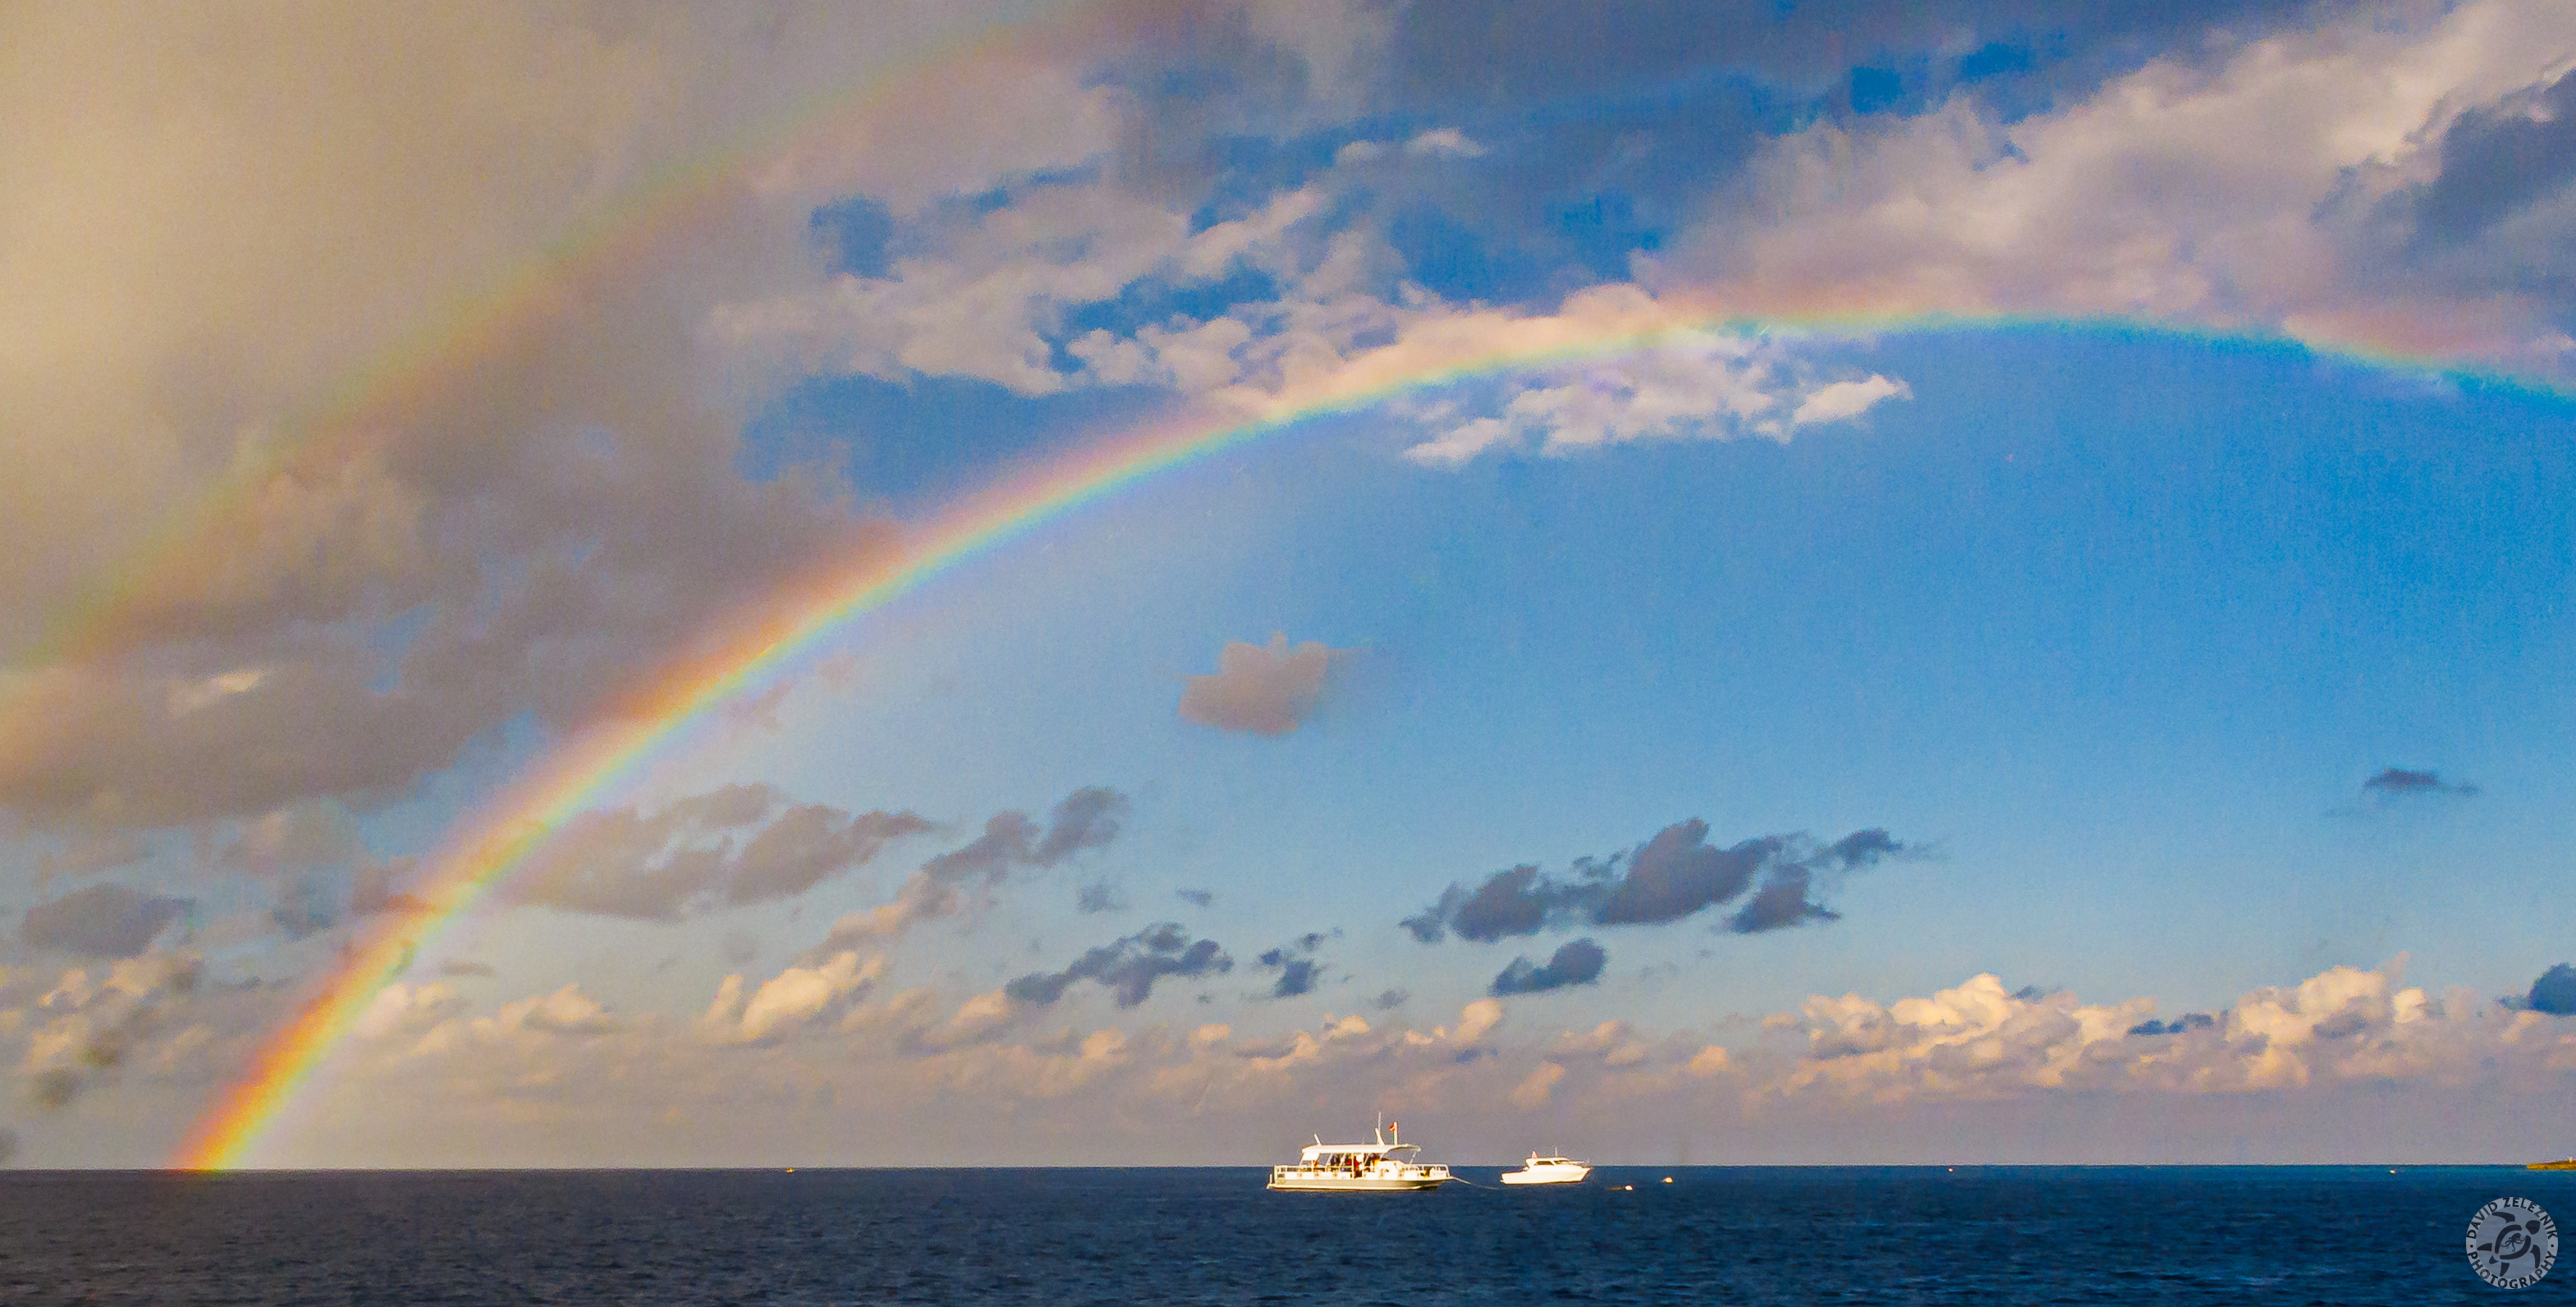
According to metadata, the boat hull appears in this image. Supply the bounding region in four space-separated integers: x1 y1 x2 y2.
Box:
1268 1170 1455 1191
1500 1167 1590 1185
1262 1181 1452 1190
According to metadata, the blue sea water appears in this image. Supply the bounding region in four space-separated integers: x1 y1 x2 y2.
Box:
2 1166 2569 1305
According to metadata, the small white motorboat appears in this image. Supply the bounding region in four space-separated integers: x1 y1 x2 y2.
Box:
1500 1153 1592 1185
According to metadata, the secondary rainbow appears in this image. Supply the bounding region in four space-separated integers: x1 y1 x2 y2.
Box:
3 0 1144 673
166 305 2566 1168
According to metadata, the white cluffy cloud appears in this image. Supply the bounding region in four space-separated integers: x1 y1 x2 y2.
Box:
1791 375 1913 427
1680 0 2576 369
1767 961 2532 1102
702 951 886 1045
710 185 1332 397
1399 327 1911 468
1335 126 1488 166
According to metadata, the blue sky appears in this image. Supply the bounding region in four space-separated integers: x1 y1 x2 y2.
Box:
2 1 2574 1167
703 327 2574 1018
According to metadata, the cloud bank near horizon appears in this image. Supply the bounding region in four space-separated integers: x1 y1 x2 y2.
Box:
10 940 2569 1165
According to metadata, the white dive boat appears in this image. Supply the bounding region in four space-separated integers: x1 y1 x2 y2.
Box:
1500 1153 1592 1185
1267 1122 1457 1192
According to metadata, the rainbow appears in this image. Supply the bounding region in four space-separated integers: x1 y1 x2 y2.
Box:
164 300 2569 1167
41 2 2553 1173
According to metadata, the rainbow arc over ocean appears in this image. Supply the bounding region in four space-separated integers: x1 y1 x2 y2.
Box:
67 5 2561 1169
164 297 2560 1168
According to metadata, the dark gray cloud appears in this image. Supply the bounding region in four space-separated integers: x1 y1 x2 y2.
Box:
1176 887 1214 909
511 783 931 920
2362 768 2478 800
1402 864 1554 942
1268 957 1321 998
1491 938 1606 996
21 884 190 957
1404 819 1906 942
1075 880 1128 913
1594 823 1781 927
2409 69 2576 247
1374 988 1409 1010
1254 930 1335 999
1034 787 1128 863
1005 923 1232 1009
1726 864 1836 933
2526 964 2576 1017
2129 1012 2216 1037
1826 828 1904 863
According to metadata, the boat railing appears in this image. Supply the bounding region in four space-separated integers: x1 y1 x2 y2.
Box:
1270 1162 1451 1176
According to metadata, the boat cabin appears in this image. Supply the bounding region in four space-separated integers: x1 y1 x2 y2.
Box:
1299 1140 1416 1167
1267 1123 1458 1190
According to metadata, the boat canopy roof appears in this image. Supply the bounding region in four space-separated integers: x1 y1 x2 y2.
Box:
1299 1140 1419 1161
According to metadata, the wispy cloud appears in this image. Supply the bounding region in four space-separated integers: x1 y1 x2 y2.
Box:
1398 324 1912 467
806 787 1127 952
510 784 932 922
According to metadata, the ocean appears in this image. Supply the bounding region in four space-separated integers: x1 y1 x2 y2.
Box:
3 1166 2568 1304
